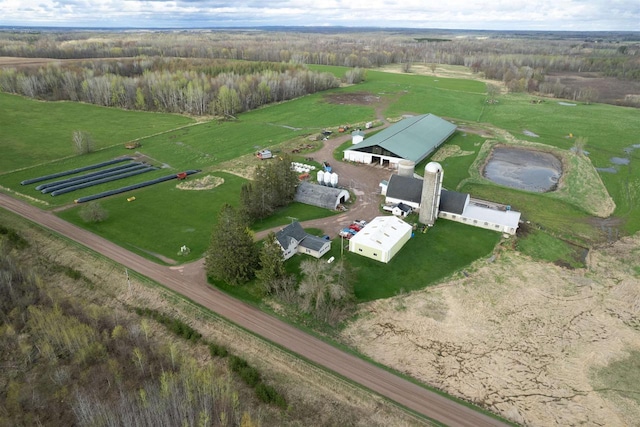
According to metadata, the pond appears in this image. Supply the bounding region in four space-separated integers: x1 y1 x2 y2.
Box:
483 147 563 192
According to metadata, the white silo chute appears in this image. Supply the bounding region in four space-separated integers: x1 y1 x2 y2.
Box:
317 170 325 184
323 171 332 185
330 172 338 187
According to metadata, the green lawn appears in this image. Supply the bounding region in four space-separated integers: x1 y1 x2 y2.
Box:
345 220 501 301
516 228 586 268
57 172 246 263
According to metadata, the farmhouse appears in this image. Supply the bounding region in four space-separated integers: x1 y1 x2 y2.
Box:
275 221 331 260
348 216 413 263
294 181 349 210
343 114 456 169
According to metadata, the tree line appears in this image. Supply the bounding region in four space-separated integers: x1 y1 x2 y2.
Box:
1 30 638 87
0 238 263 426
0 57 340 115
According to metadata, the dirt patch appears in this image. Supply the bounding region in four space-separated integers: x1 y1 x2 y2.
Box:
547 72 640 107
176 175 224 191
324 92 381 106
341 233 640 426
431 145 475 162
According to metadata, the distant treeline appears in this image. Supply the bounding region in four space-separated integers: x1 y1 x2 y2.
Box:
0 29 638 108
0 57 341 115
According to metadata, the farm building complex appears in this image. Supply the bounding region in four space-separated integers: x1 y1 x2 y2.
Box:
343 114 457 168
381 162 521 235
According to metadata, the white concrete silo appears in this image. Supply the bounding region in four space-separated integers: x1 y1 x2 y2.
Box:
419 162 444 226
317 170 325 184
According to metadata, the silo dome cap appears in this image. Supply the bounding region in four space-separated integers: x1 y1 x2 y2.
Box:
425 162 443 173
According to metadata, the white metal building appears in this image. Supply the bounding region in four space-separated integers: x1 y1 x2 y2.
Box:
348 216 413 263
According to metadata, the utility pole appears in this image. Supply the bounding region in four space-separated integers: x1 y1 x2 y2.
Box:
125 268 131 296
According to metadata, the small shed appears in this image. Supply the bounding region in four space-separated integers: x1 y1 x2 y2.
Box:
294 181 349 210
392 202 413 217
351 130 365 145
257 149 272 159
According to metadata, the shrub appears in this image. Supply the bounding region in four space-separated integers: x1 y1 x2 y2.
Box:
134 307 201 342
64 267 83 280
239 366 261 387
208 343 228 358
229 355 248 372
0 227 29 250
255 382 287 408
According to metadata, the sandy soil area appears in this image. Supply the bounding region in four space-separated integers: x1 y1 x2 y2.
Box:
341 234 640 426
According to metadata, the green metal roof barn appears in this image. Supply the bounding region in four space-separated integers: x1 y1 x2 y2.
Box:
344 114 456 165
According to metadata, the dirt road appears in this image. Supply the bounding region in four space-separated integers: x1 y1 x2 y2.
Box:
255 121 394 241
0 192 507 427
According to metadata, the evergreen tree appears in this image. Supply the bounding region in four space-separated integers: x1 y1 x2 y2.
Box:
256 232 286 294
239 182 263 222
206 204 258 285
241 154 298 222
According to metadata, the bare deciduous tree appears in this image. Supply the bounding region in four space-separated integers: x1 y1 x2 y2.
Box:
79 202 108 223
72 130 94 155
298 259 354 324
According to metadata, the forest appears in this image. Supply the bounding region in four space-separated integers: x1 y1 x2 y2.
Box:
0 28 639 113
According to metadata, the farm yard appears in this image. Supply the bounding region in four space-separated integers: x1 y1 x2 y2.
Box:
2 53 640 426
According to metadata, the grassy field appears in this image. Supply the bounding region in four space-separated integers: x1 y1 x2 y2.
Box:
56 171 246 263
0 92 194 172
592 350 640 408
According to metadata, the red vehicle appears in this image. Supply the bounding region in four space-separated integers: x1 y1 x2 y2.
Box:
348 223 362 232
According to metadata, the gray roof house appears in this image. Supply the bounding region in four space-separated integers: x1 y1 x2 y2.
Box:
294 181 349 210
343 114 457 167
275 221 331 260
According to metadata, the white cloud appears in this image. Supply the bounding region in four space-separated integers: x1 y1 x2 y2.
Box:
0 0 638 30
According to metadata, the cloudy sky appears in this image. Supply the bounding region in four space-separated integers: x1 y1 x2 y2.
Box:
1 0 639 31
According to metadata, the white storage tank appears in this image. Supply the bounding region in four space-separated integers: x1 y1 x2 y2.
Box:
397 160 416 177
330 172 338 187
317 170 325 184
323 171 332 185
